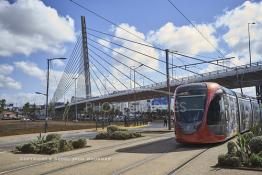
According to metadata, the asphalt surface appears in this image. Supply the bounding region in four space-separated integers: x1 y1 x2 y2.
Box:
0 121 168 151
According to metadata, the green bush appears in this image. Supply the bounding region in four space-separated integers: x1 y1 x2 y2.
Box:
111 131 131 140
95 132 109 139
251 124 262 136
107 125 120 134
72 139 87 149
242 132 254 145
45 134 61 142
15 145 22 152
41 141 59 154
249 136 262 154
250 153 262 167
218 154 241 167
258 151 262 157
227 141 237 156
20 143 38 154
59 139 73 152
131 132 142 138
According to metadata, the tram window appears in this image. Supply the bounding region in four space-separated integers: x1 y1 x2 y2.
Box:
207 94 222 125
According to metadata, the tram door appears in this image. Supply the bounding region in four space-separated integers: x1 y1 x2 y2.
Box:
223 94 238 137
238 98 252 132
207 90 227 136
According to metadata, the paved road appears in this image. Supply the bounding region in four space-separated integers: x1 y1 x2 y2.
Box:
0 121 168 151
0 130 97 151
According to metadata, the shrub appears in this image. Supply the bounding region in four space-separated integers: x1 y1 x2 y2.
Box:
218 154 241 167
251 124 262 136
250 153 262 167
227 141 237 156
20 143 38 153
41 141 59 154
111 131 131 140
72 139 87 149
249 136 262 154
107 125 120 134
258 151 262 157
15 145 22 152
107 125 127 134
45 134 61 142
59 139 73 152
242 132 254 145
95 132 109 139
131 132 142 138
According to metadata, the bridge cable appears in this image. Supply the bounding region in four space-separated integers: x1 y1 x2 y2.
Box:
89 54 129 89
88 48 142 87
88 43 157 84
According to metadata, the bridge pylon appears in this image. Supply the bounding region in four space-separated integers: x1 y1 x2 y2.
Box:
81 16 91 99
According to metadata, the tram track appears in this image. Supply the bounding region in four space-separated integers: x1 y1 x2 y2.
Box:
0 133 173 175
110 142 210 175
166 148 210 175
38 136 176 175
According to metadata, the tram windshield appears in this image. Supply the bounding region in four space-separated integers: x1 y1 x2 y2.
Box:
175 85 207 124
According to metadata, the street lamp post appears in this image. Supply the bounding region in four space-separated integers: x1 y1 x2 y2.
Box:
72 77 78 122
35 91 46 134
45 57 66 133
248 22 256 67
133 64 144 125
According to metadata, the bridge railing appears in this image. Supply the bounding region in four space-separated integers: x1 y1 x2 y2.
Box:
59 61 262 107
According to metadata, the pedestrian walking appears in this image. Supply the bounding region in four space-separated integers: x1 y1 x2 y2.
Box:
163 117 167 127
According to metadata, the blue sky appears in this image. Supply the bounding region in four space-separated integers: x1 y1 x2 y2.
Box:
0 0 261 106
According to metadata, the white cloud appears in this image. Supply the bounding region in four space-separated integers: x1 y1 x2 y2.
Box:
0 74 21 89
0 64 14 75
15 61 45 81
97 38 111 50
14 60 63 91
0 92 45 106
112 23 160 73
0 0 76 57
147 22 218 55
52 59 65 67
0 63 21 90
216 1 262 64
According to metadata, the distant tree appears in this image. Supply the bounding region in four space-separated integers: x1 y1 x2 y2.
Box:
23 102 30 117
30 103 37 119
0 99 6 114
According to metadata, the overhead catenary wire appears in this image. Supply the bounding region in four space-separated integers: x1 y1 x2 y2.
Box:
69 0 150 44
167 0 226 59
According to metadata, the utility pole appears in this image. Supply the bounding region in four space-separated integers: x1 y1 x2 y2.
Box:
165 49 171 130
248 22 255 67
73 77 77 121
133 64 144 126
81 16 91 98
45 59 50 133
45 57 66 133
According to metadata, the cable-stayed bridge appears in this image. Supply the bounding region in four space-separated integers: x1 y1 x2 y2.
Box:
51 16 262 127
